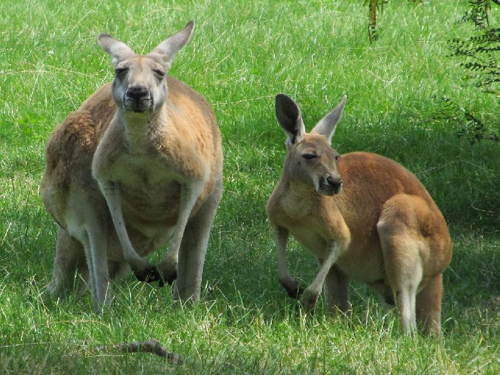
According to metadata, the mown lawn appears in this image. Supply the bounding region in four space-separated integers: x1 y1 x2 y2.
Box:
1 0 499 373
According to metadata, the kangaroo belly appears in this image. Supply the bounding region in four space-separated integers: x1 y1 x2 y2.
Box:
120 180 182 226
290 227 328 259
109 152 189 225
335 240 385 282
291 225 386 282
103 215 175 262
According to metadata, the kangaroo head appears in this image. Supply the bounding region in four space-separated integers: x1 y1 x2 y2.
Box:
98 21 194 114
275 94 347 195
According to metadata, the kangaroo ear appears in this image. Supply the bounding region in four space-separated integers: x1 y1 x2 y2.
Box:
98 34 135 67
275 94 305 145
148 20 195 69
311 95 347 145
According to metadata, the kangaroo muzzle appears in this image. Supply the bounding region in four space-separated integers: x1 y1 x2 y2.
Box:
319 175 343 195
124 84 152 113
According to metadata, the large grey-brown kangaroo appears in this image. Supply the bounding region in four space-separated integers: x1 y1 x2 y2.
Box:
40 21 223 311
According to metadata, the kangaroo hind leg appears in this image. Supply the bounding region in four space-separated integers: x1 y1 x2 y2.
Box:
69 208 110 312
174 176 222 303
323 265 350 315
46 227 85 301
377 194 426 335
416 273 443 336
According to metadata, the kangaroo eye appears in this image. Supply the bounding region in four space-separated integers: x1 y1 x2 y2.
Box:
302 153 317 160
115 67 128 75
153 68 166 77
335 155 340 161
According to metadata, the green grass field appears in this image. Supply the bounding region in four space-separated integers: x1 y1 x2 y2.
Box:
1 0 499 373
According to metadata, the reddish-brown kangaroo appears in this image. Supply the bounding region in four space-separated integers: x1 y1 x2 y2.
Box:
266 94 452 334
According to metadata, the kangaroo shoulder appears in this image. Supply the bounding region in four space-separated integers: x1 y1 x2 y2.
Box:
46 110 96 164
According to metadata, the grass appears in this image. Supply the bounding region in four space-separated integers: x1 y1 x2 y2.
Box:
1 0 499 373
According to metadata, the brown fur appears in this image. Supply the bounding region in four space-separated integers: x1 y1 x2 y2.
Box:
40 22 223 310
42 78 221 240
267 95 452 334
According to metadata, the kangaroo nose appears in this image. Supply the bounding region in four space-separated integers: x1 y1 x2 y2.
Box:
126 85 149 100
326 176 342 188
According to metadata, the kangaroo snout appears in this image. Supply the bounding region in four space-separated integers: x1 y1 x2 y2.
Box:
126 85 149 100
320 175 343 195
125 84 151 112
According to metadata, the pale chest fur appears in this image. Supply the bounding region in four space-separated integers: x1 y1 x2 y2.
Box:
93 120 209 230
108 150 183 223
270 186 385 281
271 188 345 259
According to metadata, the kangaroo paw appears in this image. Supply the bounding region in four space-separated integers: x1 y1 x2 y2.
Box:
133 265 164 287
161 268 177 285
300 289 319 312
280 279 304 300
285 285 304 300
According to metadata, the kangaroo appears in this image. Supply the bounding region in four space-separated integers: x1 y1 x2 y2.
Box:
40 21 223 311
266 94 452 334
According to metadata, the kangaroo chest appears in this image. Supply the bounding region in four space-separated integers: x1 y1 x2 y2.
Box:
108 151 183 226
273 191 385 281
275 194 332 259
282 209 384 281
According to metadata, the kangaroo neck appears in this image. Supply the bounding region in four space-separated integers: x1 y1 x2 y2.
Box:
115 105 168 149
280 166 316 199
